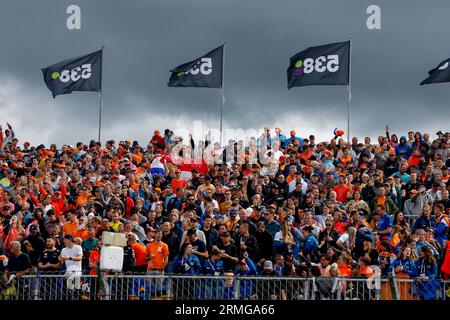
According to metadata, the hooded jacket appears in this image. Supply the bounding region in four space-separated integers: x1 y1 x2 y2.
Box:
395 136 411 160
412 133 430 157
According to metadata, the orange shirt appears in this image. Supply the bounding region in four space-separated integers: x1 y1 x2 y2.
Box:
64 221 79 237
132 153 143 164
76 194 90 207
171 178 187 192
77 228 88 240
225 217 240 231
360 266 374 277
333 184 351 203
377 196 386 207
339 155 353 168
391 232 400 248
338 264 351 277
131 242 148 267
146 241 169 270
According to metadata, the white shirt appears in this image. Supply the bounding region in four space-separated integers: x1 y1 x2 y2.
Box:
337 233 350 248
61 245 83 273
274 231 284 242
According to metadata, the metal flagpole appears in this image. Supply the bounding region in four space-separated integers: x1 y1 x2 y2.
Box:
219 43 225 147
98 46 105 142
347 37 352 144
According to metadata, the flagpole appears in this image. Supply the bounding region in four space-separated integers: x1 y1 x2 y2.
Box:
219 43 225 147
98 46 105 142
347 37 352 144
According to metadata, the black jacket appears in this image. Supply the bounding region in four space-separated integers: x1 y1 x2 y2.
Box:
233 234 259 261
318 229 340 255
254 231 274 261
162 231 180 261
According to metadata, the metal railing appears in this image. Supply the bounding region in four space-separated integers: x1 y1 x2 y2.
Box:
0 273 449 301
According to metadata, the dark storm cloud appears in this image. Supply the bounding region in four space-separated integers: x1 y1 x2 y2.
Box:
1 0 450 146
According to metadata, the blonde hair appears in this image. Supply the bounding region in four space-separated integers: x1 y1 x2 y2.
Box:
329 263 340 276
281 220 294 243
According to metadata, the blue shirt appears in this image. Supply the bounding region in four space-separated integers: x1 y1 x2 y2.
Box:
302 234 319 255
203 259 224 275
391 258 417 277
377 213 393 240
390 172 411 184
173 254 202 275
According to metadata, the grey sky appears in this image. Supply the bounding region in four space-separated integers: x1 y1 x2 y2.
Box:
1 0 450 147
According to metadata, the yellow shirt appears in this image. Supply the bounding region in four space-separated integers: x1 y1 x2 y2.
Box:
110 220 122 232
0 177 10 187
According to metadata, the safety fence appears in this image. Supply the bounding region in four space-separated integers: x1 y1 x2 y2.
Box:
0 273 449 301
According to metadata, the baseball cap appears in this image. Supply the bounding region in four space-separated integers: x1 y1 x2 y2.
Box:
64 235 74 241
263 260 273 270
29 224 38 232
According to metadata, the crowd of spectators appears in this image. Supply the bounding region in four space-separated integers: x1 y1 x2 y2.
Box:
0 123 450 300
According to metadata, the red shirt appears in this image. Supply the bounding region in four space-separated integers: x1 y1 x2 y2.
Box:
333 184 351 203
89 250 101 275
171 178 187 192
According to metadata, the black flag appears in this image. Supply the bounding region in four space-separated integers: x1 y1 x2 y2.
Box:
42 50 102 98
420 58 450 85
287 41 350 89
168 46 223 88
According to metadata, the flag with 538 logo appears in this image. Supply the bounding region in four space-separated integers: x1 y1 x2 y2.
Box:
287 41 350 89
168 45 223 88
42 50 102 98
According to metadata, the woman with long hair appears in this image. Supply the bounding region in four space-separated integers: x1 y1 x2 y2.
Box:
336 252 352 277
4 215 23 252
345 190 371 220
391 247 417 300
414 246 440 300
173 243 201 275
274 220 295 256
378 240 397 300
172 242 202 299
393 211 411 234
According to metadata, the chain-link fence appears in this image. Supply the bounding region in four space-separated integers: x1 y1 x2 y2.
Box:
0 273 449 301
